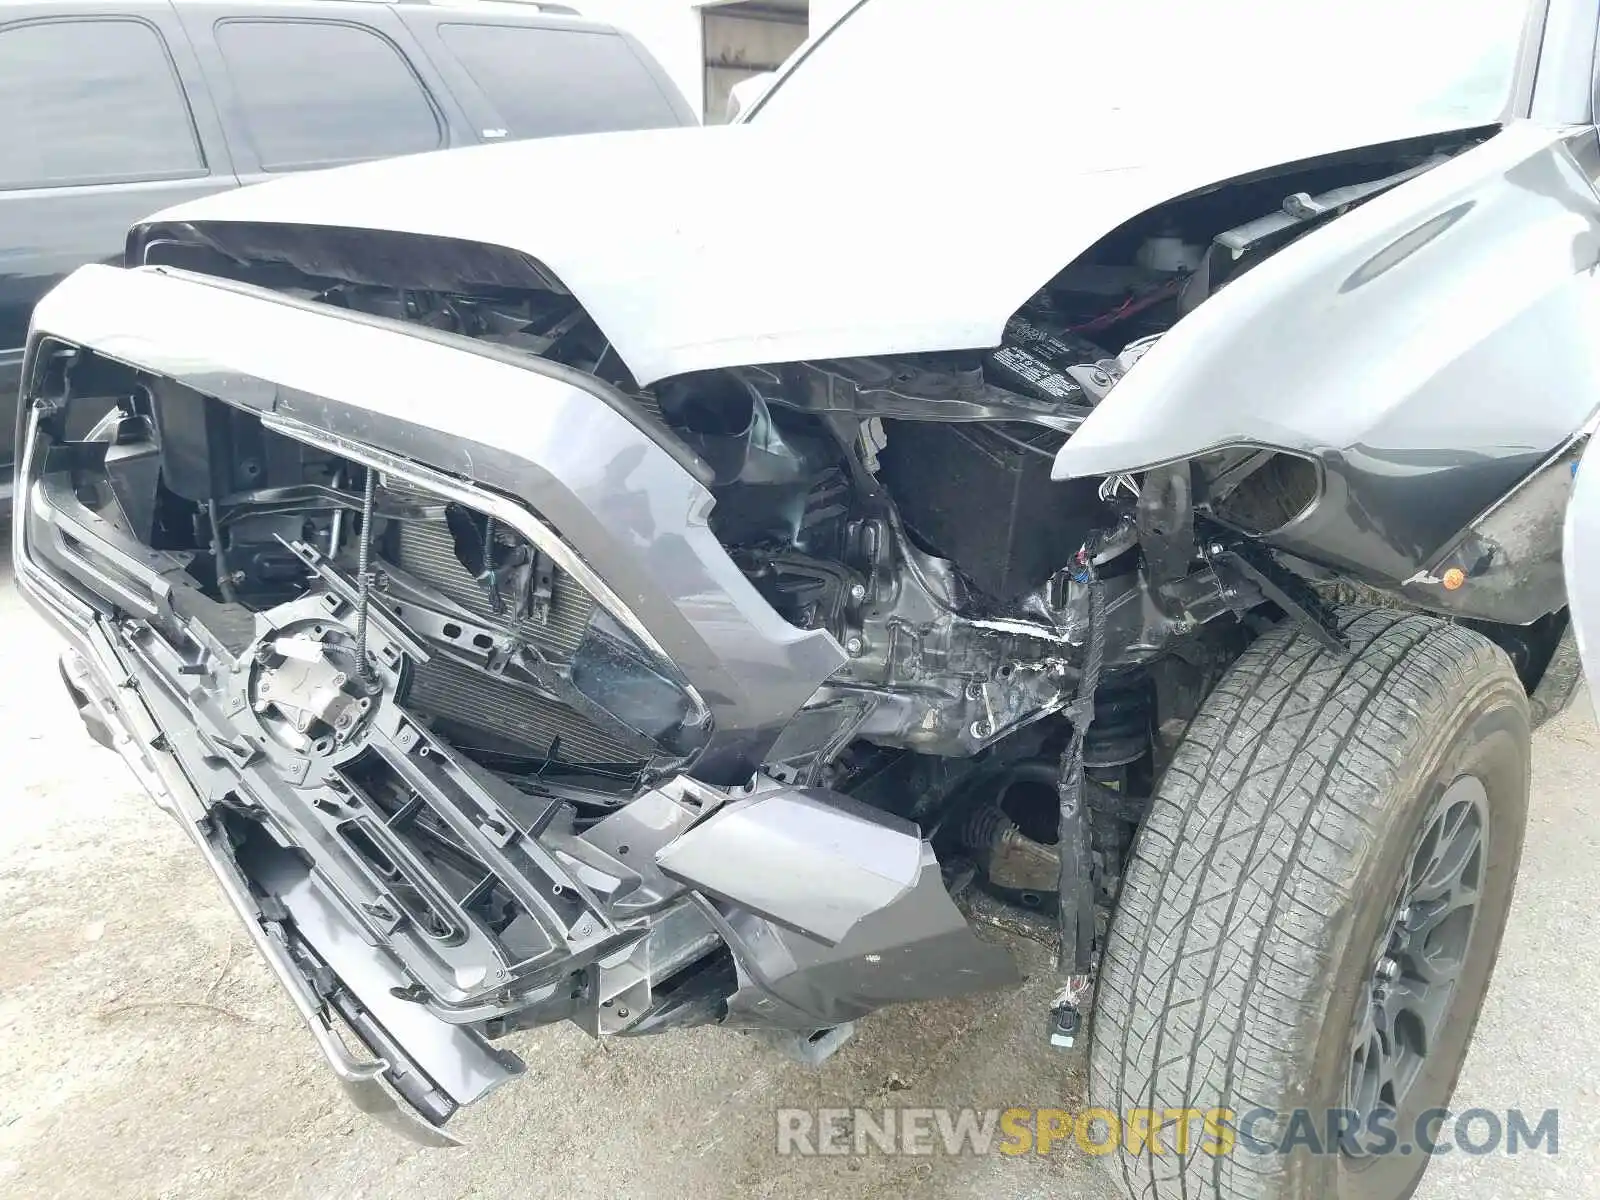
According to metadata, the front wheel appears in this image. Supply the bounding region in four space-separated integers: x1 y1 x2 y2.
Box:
1089 609 1530 1200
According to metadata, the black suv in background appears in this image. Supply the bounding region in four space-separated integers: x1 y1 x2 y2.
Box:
0 0 694 505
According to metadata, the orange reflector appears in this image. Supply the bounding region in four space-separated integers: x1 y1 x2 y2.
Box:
1442 567 1467 591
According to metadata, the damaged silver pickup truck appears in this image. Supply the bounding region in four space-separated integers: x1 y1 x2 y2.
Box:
16 0 1600 1197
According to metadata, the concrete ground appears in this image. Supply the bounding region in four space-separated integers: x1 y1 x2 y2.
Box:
1 536 1596 1200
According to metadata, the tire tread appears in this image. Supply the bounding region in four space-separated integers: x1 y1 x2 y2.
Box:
1088 610 1524 1200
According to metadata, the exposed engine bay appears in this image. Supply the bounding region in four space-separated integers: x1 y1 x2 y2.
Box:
16 131 1522 1135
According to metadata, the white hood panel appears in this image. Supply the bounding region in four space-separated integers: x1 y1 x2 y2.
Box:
146 115 1490 386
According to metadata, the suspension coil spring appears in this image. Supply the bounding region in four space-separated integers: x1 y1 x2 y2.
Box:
1082 672 1154 770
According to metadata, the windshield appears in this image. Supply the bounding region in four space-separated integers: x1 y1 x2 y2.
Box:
752 0 1530 135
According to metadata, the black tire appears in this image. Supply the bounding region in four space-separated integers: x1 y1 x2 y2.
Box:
1089 608 1530 1200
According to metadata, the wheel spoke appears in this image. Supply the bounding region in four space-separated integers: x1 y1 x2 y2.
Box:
1343 774 1490 1154
1408 868 1453 906
1384 975 1448 1057
1408 822 1444 893
1370 1026 1397 1106
1407 941 1466 988
1353 992 1379 1049
1406 883 1481 942
1347 1002 1394 1115
1409 813 1482 904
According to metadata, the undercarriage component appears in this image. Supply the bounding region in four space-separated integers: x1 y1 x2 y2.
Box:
763 1022 858 1066
962 802 1060 894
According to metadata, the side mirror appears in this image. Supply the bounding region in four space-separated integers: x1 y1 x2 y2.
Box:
726 72 776 123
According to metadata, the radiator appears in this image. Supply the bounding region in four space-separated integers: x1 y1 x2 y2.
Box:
387 499 644 769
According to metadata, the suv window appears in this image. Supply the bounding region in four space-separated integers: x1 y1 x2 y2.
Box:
437 24 681 139
215 20 442 171
0 18 204 190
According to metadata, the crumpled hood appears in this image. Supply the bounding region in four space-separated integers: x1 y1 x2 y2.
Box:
144 113 1490 386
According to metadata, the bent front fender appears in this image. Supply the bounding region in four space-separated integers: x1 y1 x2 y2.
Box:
1057 124 1600 591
